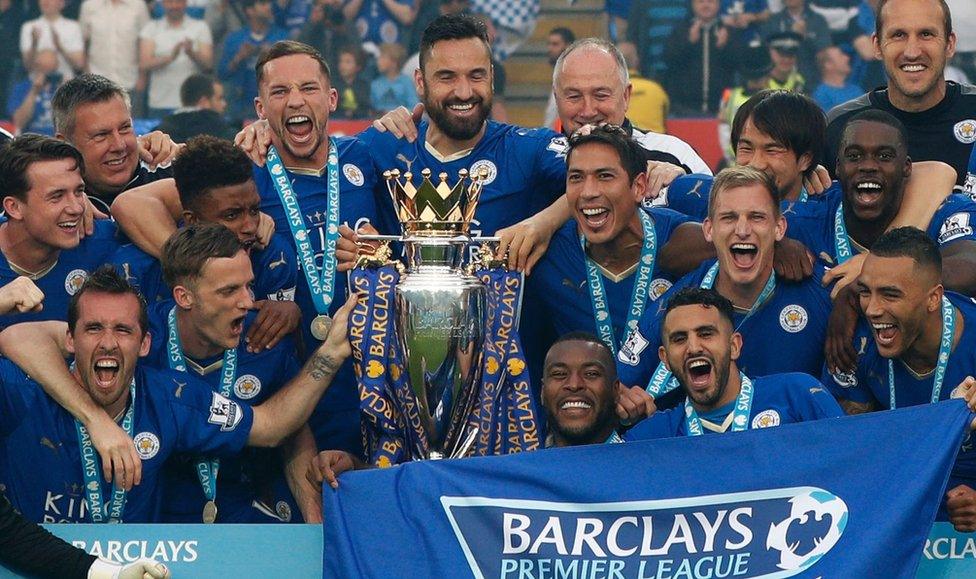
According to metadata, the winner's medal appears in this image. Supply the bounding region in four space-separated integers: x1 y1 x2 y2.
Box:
202 500 218 524
311 314 333 341
267 141 341 342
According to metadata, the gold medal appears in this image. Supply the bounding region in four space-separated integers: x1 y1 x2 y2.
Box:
202 500 218 524
311 314 333 341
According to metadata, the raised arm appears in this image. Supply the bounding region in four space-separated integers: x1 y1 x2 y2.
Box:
889 161 956 229
0 322 142 489
248 295 355 447
111 178 183 257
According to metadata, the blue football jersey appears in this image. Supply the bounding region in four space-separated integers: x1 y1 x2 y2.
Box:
0 220 120 329
144 301 301 523
617 260 833 387
358 120 568 238
0 363 253 523
624 372 843 440
111 232 298 304
531 207 691 341
786 187 976 265
251 135 382 453
823 292 976 488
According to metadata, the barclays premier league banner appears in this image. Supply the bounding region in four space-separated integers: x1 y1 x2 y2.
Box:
324 402 971 578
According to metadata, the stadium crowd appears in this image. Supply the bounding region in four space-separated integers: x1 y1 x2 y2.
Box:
3 0 976 575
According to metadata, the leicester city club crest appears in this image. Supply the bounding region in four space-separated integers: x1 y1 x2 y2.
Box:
133 432 160 460
954 119 976 144
779 305 808 333
233 374 262 400
64 269 88 296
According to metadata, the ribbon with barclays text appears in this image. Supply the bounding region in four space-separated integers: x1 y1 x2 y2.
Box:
324 401 970 578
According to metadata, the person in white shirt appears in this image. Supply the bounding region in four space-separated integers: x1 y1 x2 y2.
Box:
79 0 149 96
139 0 213 117
19 0 84 80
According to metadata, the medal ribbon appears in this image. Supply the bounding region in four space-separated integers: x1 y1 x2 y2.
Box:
646 264 775 396
833 203 854 264
167 307 237 508
581 210 657 355
684 372 754 436
266 141 340 318
351 267 406 466
76 380 135 523
888 296 955 409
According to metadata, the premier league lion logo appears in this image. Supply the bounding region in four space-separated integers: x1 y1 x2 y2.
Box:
766 490 849 571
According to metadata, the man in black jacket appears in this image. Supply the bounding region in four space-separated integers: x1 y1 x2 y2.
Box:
0 492 171 578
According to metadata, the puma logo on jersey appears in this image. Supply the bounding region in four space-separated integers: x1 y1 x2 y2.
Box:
268 252 288 270
40 437 60 451
561 278 586 293
173 380 186 398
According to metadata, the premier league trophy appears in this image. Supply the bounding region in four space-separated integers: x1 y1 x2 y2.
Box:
356 167 493 460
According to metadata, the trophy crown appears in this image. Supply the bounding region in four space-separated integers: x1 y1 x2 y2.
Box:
384 166 486 236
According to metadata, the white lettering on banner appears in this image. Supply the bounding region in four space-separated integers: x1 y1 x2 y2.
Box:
70 540 199 563
924 537 976 560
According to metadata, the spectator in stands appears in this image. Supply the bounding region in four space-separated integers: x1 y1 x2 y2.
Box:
204 0 245 49
370 42 417 114
19 0 84 80
274 0 315 38
617 41 668 134
79 0 149 108
947 0 975 82
154 73 235 142
606 0 630 42
333 44 372 119
847 0 884 90
542 332 624 447
399 0 472 76
7 49 62 135
811 46 862 111
542 26 574 128
718 41 774 163
220 0 288 124
297 0 357 72
342 0 417 49
628 0 687 80
825 0 976 187
762 0 831 84
808 0 859 34
139 0 214 118
767 31 806 92
663 0 737 116
720 0 770 42
0 0 26 110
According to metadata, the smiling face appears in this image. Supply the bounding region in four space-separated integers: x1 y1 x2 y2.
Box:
735 117 810 200
837 120 911 224
67 291 150 418
542 339 619 446
875 0 955 110
185 181 262 250
64 95 138 196
566 141 645 246
704 183 785 289
660 303 741 411
554 46 630 136
255 53 337 169
857 253 941 359
4 158 87 250
417 37 493 142
177 250 255 352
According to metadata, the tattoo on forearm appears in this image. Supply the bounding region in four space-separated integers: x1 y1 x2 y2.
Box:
307 353 340 381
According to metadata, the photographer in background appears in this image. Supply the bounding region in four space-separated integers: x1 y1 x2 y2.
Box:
7 48 61 135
